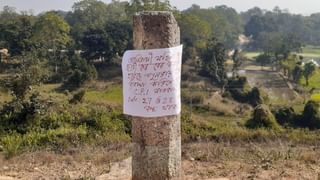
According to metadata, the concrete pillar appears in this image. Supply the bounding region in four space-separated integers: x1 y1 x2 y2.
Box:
132 11 181 180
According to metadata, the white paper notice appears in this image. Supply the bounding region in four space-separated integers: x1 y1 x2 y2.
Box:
122 45 183 117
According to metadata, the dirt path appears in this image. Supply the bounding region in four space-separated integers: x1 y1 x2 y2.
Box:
1 142 319 180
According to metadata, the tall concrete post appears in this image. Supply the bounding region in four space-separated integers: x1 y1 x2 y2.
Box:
132 11 181 180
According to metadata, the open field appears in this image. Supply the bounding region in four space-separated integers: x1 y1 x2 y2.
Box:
301 69 320 88
244 46 320 60
299 46 320 58
311 93 320 102
243 52 261 59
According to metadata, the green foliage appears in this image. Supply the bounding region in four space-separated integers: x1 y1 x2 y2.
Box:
246 104 282 130
245 15 278 40
301 101 320 129
292 64 303 83
32 12 71 50
0 10 35 56
273 107 297 126
184 5 243 48
303 62 316 86
176 13 211 61
69 89 86 104
61 55 97 91
126 0 173 17
201 38 226 86
256 53 274 67
81 21 132 63
226 77 266 106
181 90 205 105
0 93 44 134
1 133 23 158
85 85 123 105
311 93 320 102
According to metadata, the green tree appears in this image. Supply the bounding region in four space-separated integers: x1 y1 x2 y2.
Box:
201 38 227 90
231 49 243 77
32 12 71 51
66 0 110 47
61 54 97 91
302 101 320 129
81 21 132 63
176 13 211 62
292 64 303 83
0 7 35 56
244 15 278 40
256 53 273 69
303 62 316 86
185 5 242 48
126 0 173 16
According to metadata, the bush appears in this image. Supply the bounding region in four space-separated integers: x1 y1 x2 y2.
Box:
1 133 23 158
273 107 297 126
181 91 205 104
301 101 320 129
248 87 268 106
0 93 44 134
226 77 266 106
69 89 86 104
61 55 97 91
246 104 282 130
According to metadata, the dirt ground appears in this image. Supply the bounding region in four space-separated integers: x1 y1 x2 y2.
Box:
1 142 319 180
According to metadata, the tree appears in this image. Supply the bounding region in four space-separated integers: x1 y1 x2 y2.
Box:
32 12 71 51
176 13 211 62
256 53 273 69
184 5 242 48
65 0 110 48
303 62 316 86
292 64 303 83
244 15 278 40
126 0 173 17
201 38 227 90
302 101 320 129
0 7 35 56
231 49 242 77
81 21 132 63
61 54 97 91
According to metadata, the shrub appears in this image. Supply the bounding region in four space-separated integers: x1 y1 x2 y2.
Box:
248 87 268 106
1 133 23 158
226 77 266 106
181 91 205 104
246 104 282 130
0 93 44 134
273 107 297 126
69 89 86 104
301 101 320 129
61 55 97 91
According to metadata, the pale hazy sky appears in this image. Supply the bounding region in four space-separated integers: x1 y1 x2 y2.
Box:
1 0 320 15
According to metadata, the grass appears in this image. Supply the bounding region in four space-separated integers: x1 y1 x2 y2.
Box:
244 46 320 59
298 46 320 58
243 52 261 59
311 93 320 102
300 69 320 88
85 84 123 106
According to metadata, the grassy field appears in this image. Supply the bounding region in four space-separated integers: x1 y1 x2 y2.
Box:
300 69 320 88
244 46 320 60
299 46 320 58
311 93 320 102
243 51 261 59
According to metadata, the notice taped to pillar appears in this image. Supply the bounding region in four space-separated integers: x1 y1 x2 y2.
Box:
122 45 183 117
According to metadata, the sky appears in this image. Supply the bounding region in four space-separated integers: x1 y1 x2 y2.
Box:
1 0 320 15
